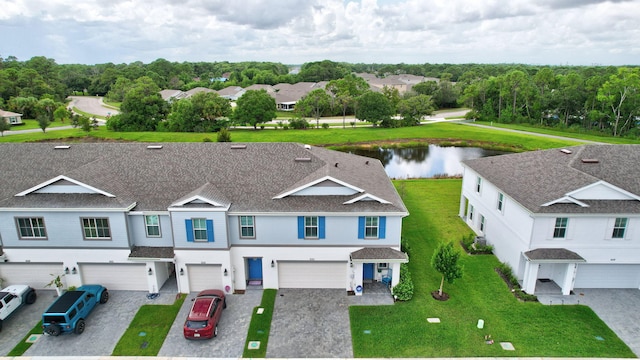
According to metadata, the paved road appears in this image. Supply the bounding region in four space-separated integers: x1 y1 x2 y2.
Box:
68 96 119 118
459 121 605 144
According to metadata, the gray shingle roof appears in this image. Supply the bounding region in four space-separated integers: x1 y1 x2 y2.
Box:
523 248 585 262
462 145 640 214
0 143 407 215
350 247 408 261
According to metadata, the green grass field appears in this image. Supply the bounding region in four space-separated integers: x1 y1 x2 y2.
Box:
350 179 635 358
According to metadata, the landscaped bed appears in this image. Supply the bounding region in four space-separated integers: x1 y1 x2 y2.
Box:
350 179 635 358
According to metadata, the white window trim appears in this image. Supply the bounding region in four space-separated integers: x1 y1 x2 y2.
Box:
497 193 505 213
239 216 256 239
16 217 47 240
305 216 319 239
192 218 208 242
479 214 486 232
144 215 161 238
552 217 568 239
82 217 111 240
610 217 629 240
364 216 379 239
476 177 482 193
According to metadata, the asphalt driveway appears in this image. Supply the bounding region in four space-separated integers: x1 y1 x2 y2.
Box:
267 289 354 358
158 289 262 357
24 290 175 356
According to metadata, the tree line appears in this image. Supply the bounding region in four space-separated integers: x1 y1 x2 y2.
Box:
1 54 638 137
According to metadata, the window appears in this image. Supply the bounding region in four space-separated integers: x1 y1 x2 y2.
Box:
553 217 568 238
144 215 161 237
612 218 627 239
365 216 379 238
480 215 486 232
378 263 389 269
497 193 504 212
297 216 325 239
185 219 214 242
476 177 482 193
193 218 208 241
358 216 386 239
469 205 474 221
16 217 47 239
239 216 255 238
82 218 111 239
305 216 318 238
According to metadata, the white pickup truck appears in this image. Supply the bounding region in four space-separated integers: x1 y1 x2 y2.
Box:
0 285 37 331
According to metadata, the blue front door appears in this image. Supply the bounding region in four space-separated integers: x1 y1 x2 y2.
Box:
363 263 375 280
248 258 263 280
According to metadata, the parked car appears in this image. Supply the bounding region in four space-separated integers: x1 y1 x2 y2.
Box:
41 284 108 336
183 289 226 339
0 285 37 331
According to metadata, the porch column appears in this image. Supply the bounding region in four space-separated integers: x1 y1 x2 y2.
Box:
521 261 539 294
390 262 401 288
560 263 578 295
459 194 467 219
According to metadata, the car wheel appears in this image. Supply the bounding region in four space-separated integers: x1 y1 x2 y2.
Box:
75 319 85 334
25 290 37 304
0 319 3 332
99 291 109 304
223 299 227 309
214 325 218 338
45 324 61 336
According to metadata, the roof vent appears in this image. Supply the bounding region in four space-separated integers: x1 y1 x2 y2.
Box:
230 144 247 149
146 145 163 150
365 160 369 165
295 157 312 162
560 149 572 154
304 144 311 150
54 145 70 150
334 163 339 167
581 158 599 164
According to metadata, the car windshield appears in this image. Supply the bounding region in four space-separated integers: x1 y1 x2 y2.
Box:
185 320 208 329
44 315 66 323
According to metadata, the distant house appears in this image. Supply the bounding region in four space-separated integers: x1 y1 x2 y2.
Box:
159 89 187 103
217 86 246 101
272 82 328 111
0 109 23 125
354 73 438 94
184 87 216 98
460 145 640 295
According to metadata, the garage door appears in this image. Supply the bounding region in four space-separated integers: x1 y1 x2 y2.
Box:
0 263 63 288
80 263 147 290
574 264 640 288
187 264 223 292
278 261 346 289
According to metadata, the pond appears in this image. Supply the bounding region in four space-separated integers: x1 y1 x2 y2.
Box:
347 145 505 179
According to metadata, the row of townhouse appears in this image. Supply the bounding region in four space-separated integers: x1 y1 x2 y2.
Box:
0 142 408 295
460 145 640 295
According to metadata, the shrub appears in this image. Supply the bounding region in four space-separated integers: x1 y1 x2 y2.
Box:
322 123 330 129
217 128 231 142
289 118 309 129
392 263 414 301
495 261 537 302
401 237 411 256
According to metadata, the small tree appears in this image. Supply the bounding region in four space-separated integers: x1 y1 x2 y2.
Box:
37 114 51 133
431 241 463 298
217 127 231 142
0 119 10 136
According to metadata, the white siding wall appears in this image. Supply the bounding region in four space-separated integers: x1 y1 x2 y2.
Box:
461 167 534 273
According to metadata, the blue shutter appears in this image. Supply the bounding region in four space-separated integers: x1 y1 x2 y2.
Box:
185 219 194 242
319 216 325 239
358 216 365 239
206 220 214 242
297 216 304 239
379 216 386 239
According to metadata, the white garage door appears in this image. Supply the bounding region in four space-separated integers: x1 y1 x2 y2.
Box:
574 264 640 288
80 263 147 290
278 261 346 289
0 263 63 288
187 264 223 292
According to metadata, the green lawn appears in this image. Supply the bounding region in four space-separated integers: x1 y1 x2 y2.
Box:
243 289 277 358
5 119 70 131
111 294 185 356
0 122 589 151
350 179 635 358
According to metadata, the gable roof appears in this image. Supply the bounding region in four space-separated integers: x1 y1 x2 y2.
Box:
0 143 407 215
0 109 22 117
462 145 640 214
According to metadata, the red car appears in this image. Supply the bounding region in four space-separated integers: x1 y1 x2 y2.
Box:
183 289 226 339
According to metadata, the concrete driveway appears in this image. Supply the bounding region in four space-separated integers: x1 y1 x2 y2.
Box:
267 289 354 358
0 289 56 356
158 289 262 357
24 290 175 356
538 288 640 356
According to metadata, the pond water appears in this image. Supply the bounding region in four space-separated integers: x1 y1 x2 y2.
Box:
347 145 505 179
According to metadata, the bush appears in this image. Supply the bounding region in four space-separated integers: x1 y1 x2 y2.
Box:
289 118 309 129
217 128 231 142
322 123 330 129
392 263 414 301
495 262 537 302
460 234 493 254
401 237 411 256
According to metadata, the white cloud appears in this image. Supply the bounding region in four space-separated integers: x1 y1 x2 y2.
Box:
0 0 638 65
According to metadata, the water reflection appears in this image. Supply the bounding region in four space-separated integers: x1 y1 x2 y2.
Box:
348 145 505 179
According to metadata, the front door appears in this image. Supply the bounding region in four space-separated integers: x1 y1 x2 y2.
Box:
247 258 263 285
363 263 375 282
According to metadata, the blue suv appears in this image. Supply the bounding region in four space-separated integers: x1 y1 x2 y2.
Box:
42 284 109 336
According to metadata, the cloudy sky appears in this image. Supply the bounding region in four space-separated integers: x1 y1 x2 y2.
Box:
1 0 639 66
